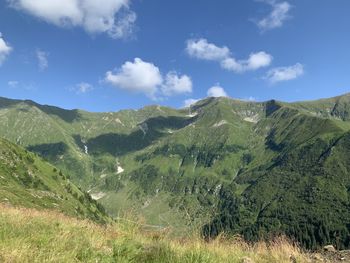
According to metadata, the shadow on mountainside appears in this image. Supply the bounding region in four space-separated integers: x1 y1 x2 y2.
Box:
0 97 82 123
74 115 197 156
33 103 82 123
27 142 69 162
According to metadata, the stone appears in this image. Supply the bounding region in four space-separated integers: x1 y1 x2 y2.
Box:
324 245 336 252
241 257 254 263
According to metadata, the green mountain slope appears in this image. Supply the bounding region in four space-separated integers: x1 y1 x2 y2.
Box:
0 138 109 223
204 99 350 249
0 97 182 187
1 93 350 248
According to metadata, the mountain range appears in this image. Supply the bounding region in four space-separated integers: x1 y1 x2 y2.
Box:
1 93 350 249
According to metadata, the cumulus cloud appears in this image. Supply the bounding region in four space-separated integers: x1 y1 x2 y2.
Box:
186 39 230 61
207 85 228 97
161 71 192 96
7 0 136 39
0 33 12 66
105 58 162 98
265 63 304 83
183 98 200 108
221 51 273 72
257 1 292 31
75 82 93 94
183 85 229 108
36 49 48 71
186 38 272 73
105 58 192 99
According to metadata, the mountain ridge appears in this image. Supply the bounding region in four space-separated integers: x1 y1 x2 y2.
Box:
2 91 350 113
1 92 350 249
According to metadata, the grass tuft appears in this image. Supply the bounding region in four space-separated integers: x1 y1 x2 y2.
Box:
0 204 314 263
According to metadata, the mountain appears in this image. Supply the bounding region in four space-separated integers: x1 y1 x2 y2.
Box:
0 137 109 223
1 93 350 249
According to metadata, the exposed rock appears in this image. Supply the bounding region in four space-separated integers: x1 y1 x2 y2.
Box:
212 120 228 127
187 112 198 117
115 118 125 126
142 200 151 208
241 257 254 263
243 116 259 123
117 165 124 174
324 245 336 252
90 192 106 200
156 105 165 113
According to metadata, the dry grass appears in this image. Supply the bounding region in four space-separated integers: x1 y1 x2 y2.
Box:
0 204 312 263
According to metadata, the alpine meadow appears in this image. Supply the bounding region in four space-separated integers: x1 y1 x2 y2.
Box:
1 0 350 262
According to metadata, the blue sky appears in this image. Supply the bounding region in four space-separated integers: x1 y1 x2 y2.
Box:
0 0 350 112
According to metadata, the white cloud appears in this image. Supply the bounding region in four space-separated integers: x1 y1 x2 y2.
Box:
245 51 273 70
186 38 230 61
75 82 93 94
105 58 162 98
207 85 228 97
108 11 136 39
182 85 228 108
220 58 242 72
161 71 192 96
186 38 272 73
257 1 292 31
7 80 36 90
8 0 136 39
0 33 12 66
221 51 273 73
265 63 304 83
36 49 48 71
183 98 200 108
8 80 19 88
105 58 193 99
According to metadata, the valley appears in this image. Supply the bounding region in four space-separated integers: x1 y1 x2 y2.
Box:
1 93 350 249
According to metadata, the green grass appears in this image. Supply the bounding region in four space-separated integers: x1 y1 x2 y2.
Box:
2 94 350 249
0 138 109 224
0 204 311 263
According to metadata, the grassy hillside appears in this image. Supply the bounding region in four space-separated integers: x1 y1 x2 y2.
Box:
205 108 350 249
0 97 182 188
0 204 312 263
0 138 109 223
1 94 350 249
